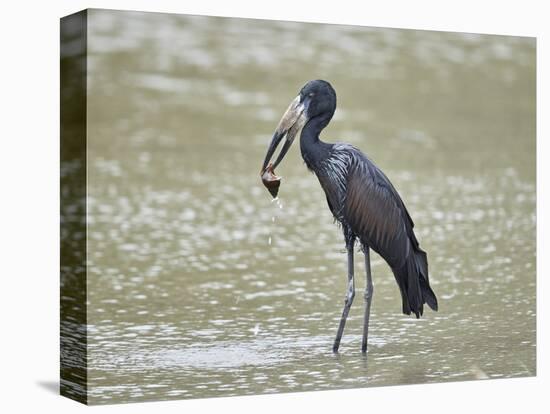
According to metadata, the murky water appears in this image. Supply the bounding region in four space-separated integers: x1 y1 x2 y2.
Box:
78 9 535 404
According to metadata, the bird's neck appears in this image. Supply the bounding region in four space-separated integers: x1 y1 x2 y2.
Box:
300 115 332 171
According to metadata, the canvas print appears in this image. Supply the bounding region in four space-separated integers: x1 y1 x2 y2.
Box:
60 8 536 405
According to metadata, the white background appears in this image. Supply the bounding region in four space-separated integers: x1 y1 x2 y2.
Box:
0 0 547 412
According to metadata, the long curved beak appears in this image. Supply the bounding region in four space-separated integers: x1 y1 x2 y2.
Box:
261 95 308 172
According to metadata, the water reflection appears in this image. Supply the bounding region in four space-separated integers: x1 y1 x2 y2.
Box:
82 9 535 404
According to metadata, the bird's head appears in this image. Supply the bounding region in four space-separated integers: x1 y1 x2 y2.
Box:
300 79 337 121
261 80 336 173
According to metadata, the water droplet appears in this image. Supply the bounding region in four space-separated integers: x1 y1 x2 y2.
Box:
271 196 283 210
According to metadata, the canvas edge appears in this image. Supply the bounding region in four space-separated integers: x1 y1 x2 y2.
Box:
60 8 89 405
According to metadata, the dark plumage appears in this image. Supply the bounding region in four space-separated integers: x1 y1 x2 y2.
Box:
261 80 438 355
316 143 438 316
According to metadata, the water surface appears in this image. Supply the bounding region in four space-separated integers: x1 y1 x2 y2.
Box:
78 10 535 404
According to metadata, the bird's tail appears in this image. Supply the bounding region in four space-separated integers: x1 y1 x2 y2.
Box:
392 248 438 318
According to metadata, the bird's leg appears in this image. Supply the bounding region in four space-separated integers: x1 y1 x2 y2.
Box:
333 237 355 353
361 246 374 354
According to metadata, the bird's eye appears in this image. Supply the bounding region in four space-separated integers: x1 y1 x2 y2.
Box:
308 92 315 97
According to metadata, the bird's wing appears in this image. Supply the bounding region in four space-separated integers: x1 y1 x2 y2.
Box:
342 148 415 267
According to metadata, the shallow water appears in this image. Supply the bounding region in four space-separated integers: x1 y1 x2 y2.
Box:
72 9 535 404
